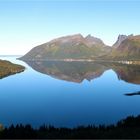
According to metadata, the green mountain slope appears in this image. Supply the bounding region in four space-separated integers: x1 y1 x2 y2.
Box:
0 60 25 78
104 35 140 60
19 34 111 60
19 34 140 61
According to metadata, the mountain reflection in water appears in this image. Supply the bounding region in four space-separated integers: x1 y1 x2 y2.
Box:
22 60 140 84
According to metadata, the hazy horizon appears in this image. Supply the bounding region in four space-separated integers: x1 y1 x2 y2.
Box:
0 0 140 55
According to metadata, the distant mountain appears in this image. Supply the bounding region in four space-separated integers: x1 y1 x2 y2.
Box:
85 34 106 46
19 34 111 60
112 34 133 48
19 34 140 61
107 35 140 60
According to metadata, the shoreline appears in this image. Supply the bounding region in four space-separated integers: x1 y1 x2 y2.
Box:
19 58 140 65
0 59 25 79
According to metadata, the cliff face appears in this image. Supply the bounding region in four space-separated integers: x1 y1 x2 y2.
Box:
19 34 111 60
112 34 133 48
108 35 140 60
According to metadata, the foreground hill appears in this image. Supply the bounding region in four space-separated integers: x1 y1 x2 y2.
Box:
19 34 111 60
106 35 140 60
0 60 25 78
1 115 140 138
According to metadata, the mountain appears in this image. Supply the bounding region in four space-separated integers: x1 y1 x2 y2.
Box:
112 34 133 48
105 35 140 60
19 34 140 61
19 34 111 60
85 34 106 46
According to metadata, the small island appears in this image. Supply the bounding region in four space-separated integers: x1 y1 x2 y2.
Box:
0 60 25 79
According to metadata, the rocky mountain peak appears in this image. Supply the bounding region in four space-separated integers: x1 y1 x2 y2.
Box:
113 34 133 48
48 34 84 44
85 34 105 46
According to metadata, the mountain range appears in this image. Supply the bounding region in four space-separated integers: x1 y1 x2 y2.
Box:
19 34 140 61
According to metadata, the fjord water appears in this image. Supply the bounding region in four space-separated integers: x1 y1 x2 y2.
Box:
0 56 140 128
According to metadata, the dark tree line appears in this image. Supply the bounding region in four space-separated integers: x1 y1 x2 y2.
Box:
1 115 140 139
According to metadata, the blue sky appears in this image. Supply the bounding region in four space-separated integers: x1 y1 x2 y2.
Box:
0 0 140 55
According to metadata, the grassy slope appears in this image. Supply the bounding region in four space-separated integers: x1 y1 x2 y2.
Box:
20 42 111 60
107 36 140 60
20 35 140 61
0 60 25 78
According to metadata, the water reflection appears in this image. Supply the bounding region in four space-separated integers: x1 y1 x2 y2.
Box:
23 61 108 83
22 60 140 84
1 57 140 128
109 63 140 85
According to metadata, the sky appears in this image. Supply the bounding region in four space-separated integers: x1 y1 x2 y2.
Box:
0 0 140 55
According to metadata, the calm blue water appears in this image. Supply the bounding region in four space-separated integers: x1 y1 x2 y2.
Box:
0 56 140 128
